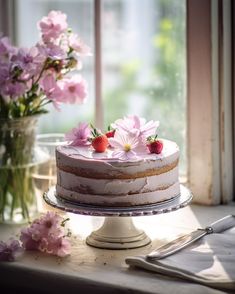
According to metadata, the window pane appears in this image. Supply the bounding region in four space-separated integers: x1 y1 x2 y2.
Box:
15 0 94 133
102 0 186 176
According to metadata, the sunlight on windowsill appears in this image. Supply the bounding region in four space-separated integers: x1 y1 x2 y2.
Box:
67 202 235 243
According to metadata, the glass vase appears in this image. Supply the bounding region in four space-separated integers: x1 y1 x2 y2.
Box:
0 116 39 224
33 133 67 212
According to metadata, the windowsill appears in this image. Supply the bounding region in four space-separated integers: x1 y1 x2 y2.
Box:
0 203 234 294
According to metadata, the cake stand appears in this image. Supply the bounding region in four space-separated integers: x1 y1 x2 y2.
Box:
43 185 192 249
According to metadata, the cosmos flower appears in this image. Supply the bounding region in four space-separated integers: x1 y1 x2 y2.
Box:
112 115 159 139
65 122 91 146
109 130 147 160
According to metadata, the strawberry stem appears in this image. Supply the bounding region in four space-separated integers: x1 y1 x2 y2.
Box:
147 133 158 143
90 123 102 138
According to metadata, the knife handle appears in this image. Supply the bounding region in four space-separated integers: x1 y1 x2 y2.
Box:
147 229 207 260
209 215 235 233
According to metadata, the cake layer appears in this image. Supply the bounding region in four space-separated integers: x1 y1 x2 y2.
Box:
57 166 179 196
56 139 179 180
56 182 180 207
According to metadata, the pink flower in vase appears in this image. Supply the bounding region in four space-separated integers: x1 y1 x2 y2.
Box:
109 130 147 161
58 75 88 104
37 42 67 61
38 10 68 42
1 80 27 100
11 46 44 80
68 34 92 56
65 122 91 146
40 73 63 110
0 36 16 59
0 11 91 226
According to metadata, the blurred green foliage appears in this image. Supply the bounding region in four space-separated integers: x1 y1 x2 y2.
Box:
103 0 186 174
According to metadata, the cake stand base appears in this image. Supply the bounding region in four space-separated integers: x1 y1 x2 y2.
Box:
43 185 193 250
86 217 151 249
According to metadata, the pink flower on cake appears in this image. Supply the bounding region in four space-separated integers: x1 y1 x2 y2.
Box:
112 115 159 138
109 130 147 160
65 122 91 146
38 10 68 42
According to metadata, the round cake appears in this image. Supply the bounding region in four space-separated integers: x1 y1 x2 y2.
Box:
55 138 180 207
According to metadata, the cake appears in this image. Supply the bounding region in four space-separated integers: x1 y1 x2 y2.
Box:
55 116 180 207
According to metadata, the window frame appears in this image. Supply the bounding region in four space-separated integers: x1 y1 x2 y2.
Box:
94 0 103 130
0 0 16 40
187 0 234 204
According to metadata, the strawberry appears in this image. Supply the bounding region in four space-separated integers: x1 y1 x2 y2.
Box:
105 130 115 138
105 125 115 138
92 135 108 152
147 134 163 154
90 125 109 152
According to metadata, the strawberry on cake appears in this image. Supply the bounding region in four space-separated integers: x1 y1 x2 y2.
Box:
56 115 180 207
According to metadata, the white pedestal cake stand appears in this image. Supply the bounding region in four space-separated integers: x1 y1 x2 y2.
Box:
43 185 192 250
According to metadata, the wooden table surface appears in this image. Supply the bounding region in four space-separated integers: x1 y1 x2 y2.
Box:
0 203 234 294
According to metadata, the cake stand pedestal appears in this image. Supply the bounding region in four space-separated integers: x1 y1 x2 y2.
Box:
43 185 192 249
86 217 151 249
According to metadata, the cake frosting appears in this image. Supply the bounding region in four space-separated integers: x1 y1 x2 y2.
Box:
55 138 180 207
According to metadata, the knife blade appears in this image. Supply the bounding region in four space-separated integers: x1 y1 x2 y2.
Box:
147 214 235 260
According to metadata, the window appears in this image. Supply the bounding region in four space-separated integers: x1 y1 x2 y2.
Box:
0 0 234 204
13 0 187 177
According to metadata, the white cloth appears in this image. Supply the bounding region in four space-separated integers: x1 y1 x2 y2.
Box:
126 227 235 292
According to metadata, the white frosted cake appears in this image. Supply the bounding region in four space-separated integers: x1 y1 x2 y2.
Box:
55 116 180 207
56 143 180 207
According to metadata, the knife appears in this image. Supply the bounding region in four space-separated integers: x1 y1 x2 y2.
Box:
147 214 235 260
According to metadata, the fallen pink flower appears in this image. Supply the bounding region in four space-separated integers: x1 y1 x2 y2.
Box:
20 211 71 257
0 239 23 262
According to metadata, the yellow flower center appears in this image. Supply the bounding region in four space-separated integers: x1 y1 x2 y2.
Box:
124 144 131 152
